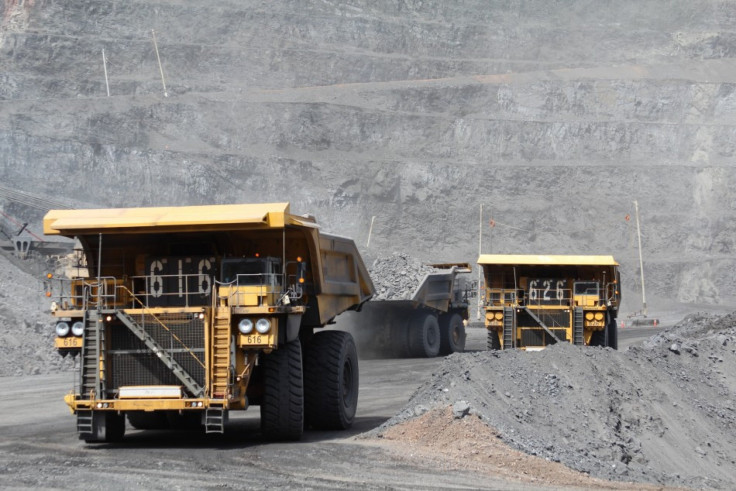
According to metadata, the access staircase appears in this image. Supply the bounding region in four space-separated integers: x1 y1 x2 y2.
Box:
211 307 232 399
502 306 515 349
80 310 105 398
573 307 585 345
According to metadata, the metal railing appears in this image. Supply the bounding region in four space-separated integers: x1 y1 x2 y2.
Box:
526 288 572 308
216 273 303 307
485 288 518 306
50 270 307 311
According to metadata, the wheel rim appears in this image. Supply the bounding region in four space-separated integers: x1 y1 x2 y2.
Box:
451 325 460 345
427 324 437 346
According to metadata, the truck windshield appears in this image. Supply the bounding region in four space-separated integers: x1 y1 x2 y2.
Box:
574 282 599 295
221 258 281 285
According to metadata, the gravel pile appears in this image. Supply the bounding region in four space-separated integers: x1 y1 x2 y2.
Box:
370 313 736 489
368 253 438 301
0 253 75 376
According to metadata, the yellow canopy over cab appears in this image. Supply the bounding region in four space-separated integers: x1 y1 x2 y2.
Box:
43 202 316 236
477 254 619 266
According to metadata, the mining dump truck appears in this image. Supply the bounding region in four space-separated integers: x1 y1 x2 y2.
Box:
479 255 620 351
44 203 374 443
348 263 473 358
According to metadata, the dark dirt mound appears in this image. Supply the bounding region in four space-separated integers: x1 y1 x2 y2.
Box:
369 313 736 489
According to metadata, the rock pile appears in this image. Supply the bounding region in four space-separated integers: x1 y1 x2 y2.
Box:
368 253 437 301
0 253 75 376
371 313 736 489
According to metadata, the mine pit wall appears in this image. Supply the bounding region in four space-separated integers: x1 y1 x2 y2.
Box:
4 1 736 312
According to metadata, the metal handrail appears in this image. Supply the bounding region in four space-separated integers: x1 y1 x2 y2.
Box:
215 273 304 306
118 284 206 369
526 288 572 307
485 288 518 306
130 273 214 309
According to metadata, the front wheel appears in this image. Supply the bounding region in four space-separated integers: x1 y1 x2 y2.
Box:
487 330 501 350
304 331 359 430
606 314 618 350
260 340 304 441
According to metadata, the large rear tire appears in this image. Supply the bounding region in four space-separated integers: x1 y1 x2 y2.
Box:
103 412 126 442
487 330 501 350
82 411 125 443
260 340 304 441
606 314 618 350
439 313 466 355
304 331 359 430
407 312 440 358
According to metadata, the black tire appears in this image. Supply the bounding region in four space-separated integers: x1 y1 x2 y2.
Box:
84 412 125 443
104 412 126 442
487 330 501 350
606 314 619 350
439 313 466 355
260 340 304 441
407 312 441 358
303 331 359 430
590 327 606 347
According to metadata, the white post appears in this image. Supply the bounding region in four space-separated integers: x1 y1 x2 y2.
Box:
151 29 169 97
634 200 647 315
102 49 110 97
366 216 376 248
477 204 483 320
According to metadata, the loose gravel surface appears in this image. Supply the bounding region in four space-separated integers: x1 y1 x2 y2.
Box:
2 251 736 488
368 313 736 489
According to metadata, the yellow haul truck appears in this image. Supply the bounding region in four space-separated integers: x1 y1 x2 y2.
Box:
479 255 620 351
44 203 374 442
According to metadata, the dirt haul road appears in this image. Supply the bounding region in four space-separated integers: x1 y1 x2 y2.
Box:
1 326 704 491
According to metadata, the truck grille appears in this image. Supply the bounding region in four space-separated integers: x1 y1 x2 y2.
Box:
108 314 206 389
521 328 568 347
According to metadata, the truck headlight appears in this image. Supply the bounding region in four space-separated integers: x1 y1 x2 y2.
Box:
255 318 271 334
594 312 604 321
55 322 70 337
71 321 84 337
238 318 253 334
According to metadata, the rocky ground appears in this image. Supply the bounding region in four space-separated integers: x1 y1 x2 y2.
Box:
0 252 75 376
367 313 736 489
3 246 736 488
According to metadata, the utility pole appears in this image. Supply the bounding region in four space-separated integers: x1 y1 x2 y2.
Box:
633 200 647 315
366 216 376 248
152 29 169 97
477 204 483 320
102 48 110 97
